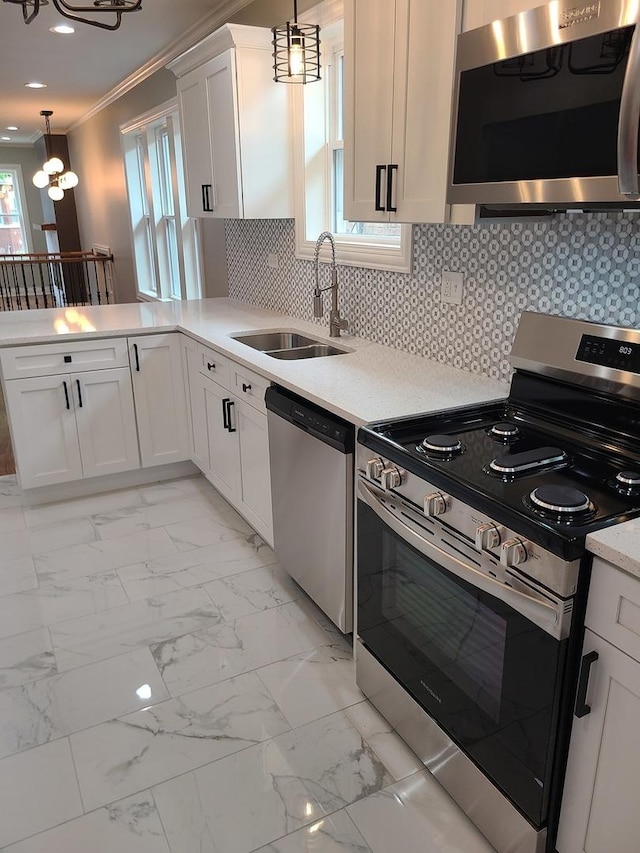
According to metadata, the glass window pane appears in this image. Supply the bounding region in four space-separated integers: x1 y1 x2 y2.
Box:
336 53 344 141
0 169 29 253
157 128 175 217
164 217 181 299
135 136 150 217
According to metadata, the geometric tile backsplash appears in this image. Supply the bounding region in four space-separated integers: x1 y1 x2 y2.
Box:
226 213 640 382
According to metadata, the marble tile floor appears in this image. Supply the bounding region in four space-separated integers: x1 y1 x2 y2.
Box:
0 473 496 853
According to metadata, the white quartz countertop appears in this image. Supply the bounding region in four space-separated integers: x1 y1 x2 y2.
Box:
0 298 509 425
587 521 640 579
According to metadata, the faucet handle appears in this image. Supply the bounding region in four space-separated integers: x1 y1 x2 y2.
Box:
313 292 323 318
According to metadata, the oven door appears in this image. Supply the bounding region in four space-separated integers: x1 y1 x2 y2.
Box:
357 479 570 828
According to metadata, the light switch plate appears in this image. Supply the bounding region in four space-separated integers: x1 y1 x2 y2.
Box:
267 253 279 269
441 270 463 305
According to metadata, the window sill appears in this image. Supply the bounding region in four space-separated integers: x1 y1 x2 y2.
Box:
295 225 413 274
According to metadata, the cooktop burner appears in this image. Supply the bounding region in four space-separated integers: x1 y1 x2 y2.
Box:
489 422 520 440
488 446 568 478
417 434 463 456
527 484 595 523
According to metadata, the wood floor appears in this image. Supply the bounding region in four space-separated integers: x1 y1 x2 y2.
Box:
0 386 15 476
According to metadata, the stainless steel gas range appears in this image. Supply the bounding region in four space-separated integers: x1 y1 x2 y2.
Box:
355 312 640 853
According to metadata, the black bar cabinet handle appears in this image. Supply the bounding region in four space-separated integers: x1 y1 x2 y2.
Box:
242 383 251 393
133 343 140 372
375 164 386 211
207 362 216 371
62 380 70 410
76 379 83 408
387 164 398 213
202 184 213 212
227 399 236 433
222 397 230 430
575 650 599 718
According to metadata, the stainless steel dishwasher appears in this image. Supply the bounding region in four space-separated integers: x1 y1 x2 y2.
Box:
265 386 354 633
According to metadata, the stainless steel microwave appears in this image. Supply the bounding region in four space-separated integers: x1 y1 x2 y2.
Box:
448 0 640 207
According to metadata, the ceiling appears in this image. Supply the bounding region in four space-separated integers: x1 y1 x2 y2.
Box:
0 0 260 144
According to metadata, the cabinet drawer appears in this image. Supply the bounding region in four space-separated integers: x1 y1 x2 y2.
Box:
197 344 230 387
231 364 270 411
587 557 640 662
1 339 129 379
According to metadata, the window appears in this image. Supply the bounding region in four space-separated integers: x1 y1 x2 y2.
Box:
121 101 202 301
294 8 411 272
0 167 32 254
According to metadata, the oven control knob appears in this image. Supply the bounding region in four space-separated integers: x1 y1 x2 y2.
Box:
366 457 385 481
424 492 448 517
475 523 501 552
380 466 403 490
500 538 528 568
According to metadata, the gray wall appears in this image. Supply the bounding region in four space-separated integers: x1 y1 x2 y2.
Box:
0 145 47 254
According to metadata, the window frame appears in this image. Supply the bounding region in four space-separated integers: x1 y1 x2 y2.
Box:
120 99 203 303
292 3 412 273
0 165 34 254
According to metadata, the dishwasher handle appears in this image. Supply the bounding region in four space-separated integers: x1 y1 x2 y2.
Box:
265 385 354 453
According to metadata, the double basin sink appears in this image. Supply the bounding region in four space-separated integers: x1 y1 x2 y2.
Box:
232 331 352 360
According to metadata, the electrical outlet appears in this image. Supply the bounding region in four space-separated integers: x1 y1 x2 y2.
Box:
267 252 279 269
441 270 463 305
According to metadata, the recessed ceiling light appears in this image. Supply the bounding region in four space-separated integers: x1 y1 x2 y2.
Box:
25 82 47 89
49 24 75 34
1 137 10 142
6 126 18 131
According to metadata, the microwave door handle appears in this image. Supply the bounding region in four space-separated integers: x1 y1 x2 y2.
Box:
357 479 563 638
617 23 640 198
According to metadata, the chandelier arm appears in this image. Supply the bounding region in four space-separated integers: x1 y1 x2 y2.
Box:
50 2 125 30
20 0 40 24
54 0 142 13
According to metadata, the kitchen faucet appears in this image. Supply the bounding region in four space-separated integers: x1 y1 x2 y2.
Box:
312 231 348 337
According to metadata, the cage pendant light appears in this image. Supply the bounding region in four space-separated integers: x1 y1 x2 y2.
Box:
32 111 79 202
272 0 320 84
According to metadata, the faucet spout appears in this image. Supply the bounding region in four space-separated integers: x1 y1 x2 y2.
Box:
312 231 348 337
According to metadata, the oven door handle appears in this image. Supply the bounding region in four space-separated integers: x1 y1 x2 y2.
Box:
358 480 564 639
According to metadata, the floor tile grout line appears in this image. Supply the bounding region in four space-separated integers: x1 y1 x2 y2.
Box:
149 787 175 853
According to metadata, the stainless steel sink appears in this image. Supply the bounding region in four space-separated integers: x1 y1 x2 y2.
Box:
231 330 351 359
233 332 319 352
269 344 347 359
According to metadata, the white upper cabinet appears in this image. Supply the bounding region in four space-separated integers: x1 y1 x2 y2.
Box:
344 0 463 224
169 24 294 220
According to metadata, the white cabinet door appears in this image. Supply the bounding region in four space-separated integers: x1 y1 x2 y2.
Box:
200 374 239 502
557 629 640 853
4 374 83 489
177 67 215 218
74 368 140 479
343 0 396 222
392 0 462 222
205 50 243 219
237 399 273 546
344 0 461 224
129 334 189 468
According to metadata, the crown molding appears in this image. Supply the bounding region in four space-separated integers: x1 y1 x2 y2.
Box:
68 0 255 133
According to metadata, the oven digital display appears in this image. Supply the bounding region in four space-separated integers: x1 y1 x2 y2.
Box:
576 334 640 374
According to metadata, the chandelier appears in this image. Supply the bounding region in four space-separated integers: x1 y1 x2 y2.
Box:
32 111 79 202
272 0 320 84
2 0 142 30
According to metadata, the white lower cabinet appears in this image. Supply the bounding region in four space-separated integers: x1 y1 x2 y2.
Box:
5 367 139 489
129 334 190 468
187 344 273 545
557 560 640 853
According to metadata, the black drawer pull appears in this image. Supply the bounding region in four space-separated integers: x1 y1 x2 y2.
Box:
222 397 230 430
64 355 72 364
76 379 83 408
133 343 140 372
207 362 216 371
575 650 599 718
202 184 213 212
242 383 251 392
63 380 70 410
